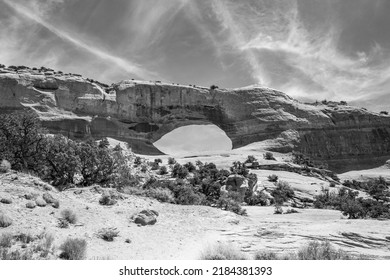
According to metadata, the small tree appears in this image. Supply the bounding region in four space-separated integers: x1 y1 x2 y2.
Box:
43 135 80 187
0 110 47 171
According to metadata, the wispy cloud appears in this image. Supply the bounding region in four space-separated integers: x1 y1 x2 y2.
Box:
2 0 157 80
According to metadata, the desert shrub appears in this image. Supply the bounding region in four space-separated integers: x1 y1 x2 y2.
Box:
183 162 196 173
0 233 13 248
209 85 219 90
168 157 176 165
380 111 389 115
42 135 80 187
297 240 352 260
244 155 257 164
200 243 247 260
245 191 270 206
97 227 119 241
145 188 175 203
230 161 249 177
58 218 69 228
110 150 136 188
171 163 189 179
77 140 116 186
0 159 11 173
159 165 168 175
0 248 35 260
134 156 142 166
15 233 35 244
174 185 205 205
254 251 278 260
271 181 294 204
59 238 87 260
150 161 159 170
340 198 365 219
274 205 283 214
268 174 278 182
216 194 247 215
140 164 148 172
198 162 219 180
291 151 314 167
35 232 54 257
99 194 117 206
60 209 77 224
154 158 162 164
201 180 221 202
0 110 47 171
0 213 12 228
285 208 299 214
263 152 275 160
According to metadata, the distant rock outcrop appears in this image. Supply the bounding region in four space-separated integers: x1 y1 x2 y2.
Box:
1 66 390 172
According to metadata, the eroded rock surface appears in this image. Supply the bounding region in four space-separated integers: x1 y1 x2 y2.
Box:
1 67 390 172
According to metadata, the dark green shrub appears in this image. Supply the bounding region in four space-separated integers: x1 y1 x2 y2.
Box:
43 135 80 187
77 140 116 186
271 181 294 204
172 163 189 179
99 194 117 206
134 156 142 166
263 152 275 160
145 188 175 203
59 238 87 260
150 161 159 170
174 185 205 205
168 157 176 165
159 165 168 175
201 180 221 202
183 162 196 172
268 174 278 182
230 161 249 177
245 191 269 206
244 155 257 164
154 158 162 164
216 194 247 215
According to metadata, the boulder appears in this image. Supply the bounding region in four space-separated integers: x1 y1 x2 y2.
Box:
134 210 158 226
42 193 56 204
35 197 47 207
26 201 36 209
226 175 249 193
0 197 12 204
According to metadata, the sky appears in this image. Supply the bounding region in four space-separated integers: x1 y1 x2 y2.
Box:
1 0 390 111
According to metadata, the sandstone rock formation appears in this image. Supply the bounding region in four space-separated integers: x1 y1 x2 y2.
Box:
1 66 390 172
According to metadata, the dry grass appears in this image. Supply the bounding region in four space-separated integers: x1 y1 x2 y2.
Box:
59 238 87 260
60 209 77 224
0 213 12 228
200 243 248 260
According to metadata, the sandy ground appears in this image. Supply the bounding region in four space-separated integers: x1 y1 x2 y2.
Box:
1 169 390 260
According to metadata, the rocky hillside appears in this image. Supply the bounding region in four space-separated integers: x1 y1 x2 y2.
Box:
1 65 389 172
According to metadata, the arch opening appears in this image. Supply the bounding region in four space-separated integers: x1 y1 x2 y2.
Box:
153 124 233 156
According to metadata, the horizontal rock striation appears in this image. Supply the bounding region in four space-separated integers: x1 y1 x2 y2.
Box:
1 66 389 172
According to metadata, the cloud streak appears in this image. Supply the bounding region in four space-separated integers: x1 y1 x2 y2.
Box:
2 0 156 80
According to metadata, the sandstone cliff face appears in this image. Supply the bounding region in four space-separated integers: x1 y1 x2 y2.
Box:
1 67 389 172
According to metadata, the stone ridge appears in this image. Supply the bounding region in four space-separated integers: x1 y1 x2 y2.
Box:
0 65 389 172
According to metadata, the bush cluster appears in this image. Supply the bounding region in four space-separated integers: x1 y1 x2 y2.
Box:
314 181 390 219
0 110 133 190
